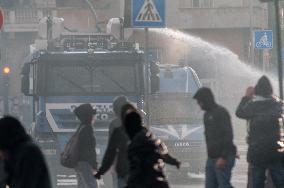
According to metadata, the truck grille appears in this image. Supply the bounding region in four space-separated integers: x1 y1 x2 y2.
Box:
165 140 206 158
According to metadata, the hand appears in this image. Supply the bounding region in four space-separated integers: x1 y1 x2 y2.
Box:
245 87 254 97
215 158 226 169
175 161 181 169
94 172 101 179
235 153 240 159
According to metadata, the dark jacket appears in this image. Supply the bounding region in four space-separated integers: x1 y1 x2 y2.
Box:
108 118 121 137
236 96 283 165
0 116 51 188
5 138 51 188
77 124 97 169
0 160 6 188
127 128 179 188
97 125 129 178
193 87 236 159
203 104 236 159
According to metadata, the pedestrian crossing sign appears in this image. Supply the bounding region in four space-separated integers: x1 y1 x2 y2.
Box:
132 0 165 28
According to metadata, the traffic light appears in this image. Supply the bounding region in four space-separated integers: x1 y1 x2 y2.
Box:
150 61 160 93
3 66 11 75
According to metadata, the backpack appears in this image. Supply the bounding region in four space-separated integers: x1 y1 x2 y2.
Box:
247 104 283 165
60 127 82 168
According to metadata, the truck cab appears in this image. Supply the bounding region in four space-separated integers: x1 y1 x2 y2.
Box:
21 32 145 187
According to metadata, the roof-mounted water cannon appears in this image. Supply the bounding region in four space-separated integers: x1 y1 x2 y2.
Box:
31 17 138 52
107 18 124 40
31 17 65 52
107 18 133 41
38 17 64 40
106 18 137 51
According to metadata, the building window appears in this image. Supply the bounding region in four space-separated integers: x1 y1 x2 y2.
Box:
179 0 214 8
192 0 200 8
56 0 85 7
203 0 213 8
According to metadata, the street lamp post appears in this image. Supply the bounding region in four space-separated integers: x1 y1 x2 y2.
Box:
274 0 283 99
249 0 255 65
2 66 10 115
260 0 283 99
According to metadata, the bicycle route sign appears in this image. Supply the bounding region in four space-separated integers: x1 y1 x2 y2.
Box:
131 0 165 28
254 30 273 49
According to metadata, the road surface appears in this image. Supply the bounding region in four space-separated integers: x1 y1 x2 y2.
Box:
171 140 248 188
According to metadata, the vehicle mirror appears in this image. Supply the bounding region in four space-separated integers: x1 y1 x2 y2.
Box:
21 64 31 96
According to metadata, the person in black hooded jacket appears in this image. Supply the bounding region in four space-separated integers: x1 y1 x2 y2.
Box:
124 111 180 188
0 116 51 188
193 87 236 188
236 75 284 188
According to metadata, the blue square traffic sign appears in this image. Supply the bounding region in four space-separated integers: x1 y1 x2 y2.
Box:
131 0 165 28
254 30 273 49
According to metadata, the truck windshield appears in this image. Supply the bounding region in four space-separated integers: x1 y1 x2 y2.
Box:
159 68 200 94
45 62 139 95
149 93 203 125
151 67 202 125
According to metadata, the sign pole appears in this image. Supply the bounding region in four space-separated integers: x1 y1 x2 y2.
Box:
3 73 9 115
275 0 283 99
130 0 165 125
0 8 5 114
249 0 255 65
145 27 150 125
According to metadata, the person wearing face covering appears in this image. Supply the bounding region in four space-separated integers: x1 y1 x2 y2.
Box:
123 111 180 188
236 75 284 188
193 87 237 188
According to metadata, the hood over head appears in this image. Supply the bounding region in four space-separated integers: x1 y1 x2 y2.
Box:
193 87 216 111
74 103 96 124
0 116 30 150
254 75 273 98
113 95 128 116
124 111 143 140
